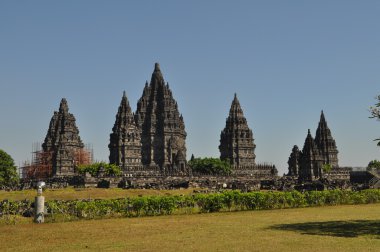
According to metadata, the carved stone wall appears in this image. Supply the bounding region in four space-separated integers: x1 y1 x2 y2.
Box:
109 91 142 170
315 111 339 167
42 98 85 176
219 94 256 169
135 63 187 173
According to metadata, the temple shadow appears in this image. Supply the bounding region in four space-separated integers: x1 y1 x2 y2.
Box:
270 220 380 238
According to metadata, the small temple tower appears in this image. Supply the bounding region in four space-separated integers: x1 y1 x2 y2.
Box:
287 145 300 176
314 111 339 167
109 92 142 170
298 129 324 181
219 94 256 170
135 63 187 173
42 98 85 176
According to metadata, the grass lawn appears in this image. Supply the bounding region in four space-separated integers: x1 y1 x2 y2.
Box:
0 187 195 201
1 203 379 251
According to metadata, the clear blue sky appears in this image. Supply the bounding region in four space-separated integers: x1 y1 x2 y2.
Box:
1 1 379 174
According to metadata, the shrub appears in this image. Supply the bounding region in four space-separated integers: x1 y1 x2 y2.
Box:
77 162 122 176
3 189 380 223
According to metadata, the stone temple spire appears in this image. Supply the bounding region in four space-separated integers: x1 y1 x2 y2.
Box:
314 110 339 167
299 129 323 181
219 94 256 169
109 92 142 169
287 145 300 176
135 63 187 173
42 98 84 176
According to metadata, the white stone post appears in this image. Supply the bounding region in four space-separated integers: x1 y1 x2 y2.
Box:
34 181 46 223
34 195 45 223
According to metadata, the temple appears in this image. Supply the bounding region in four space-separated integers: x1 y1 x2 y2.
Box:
109 91 142 170
219 94 276 177
298 129 324 181
42 98 90 176
315 111 339 167
219 94 256 169
109 63 187 175
288 111 342 181
287 145 300 176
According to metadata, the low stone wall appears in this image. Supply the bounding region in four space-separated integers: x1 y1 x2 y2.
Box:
19 176 84 190
16 171 358 192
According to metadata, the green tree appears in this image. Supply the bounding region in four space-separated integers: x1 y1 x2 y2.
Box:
322 164 332 173
369 95 380 146
0 149 19 188
367 160 380 171
77 162 122 176
188 157 232 175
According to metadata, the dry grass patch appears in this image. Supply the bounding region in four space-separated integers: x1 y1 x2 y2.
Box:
1 203 379 251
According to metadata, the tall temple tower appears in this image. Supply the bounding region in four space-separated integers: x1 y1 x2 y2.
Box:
314 111 339 167
219 94 256 170
298 129 324 181
135 63 187 173
287 145 300 176
42 98 85 176
109 92 142 170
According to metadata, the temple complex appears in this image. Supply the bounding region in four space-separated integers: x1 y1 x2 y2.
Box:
42 98 89 176
109 91 142 170
18 63 357 189
288 111 343 181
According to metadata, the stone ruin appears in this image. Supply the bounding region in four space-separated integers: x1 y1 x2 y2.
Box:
42 98 90 176
287 111 350 183
109 63 188 176
21 99 92 179
20 63 370 191
219 93 277 178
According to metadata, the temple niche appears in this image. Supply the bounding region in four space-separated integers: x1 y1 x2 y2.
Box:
109 91 142 170
42 98 88 176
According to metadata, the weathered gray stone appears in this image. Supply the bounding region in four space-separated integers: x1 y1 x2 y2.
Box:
42 98 85 176
219 93 256 169
109 91 142 170
135 63 187 174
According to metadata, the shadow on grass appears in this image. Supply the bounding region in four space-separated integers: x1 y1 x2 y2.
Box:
270 220 380 238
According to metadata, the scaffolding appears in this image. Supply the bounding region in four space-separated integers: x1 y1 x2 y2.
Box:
21 142 93 179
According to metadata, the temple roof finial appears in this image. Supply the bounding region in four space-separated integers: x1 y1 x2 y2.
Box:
59 98 69 113
320 110 326 121
154 62 161 72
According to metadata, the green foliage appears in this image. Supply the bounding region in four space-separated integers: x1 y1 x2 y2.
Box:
3 189 380 223
322 164 332 173
77 162 122 176
369 95 380 146
368 160 380 169
0 149 19 188
367 160 380 171
188 157 232 175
